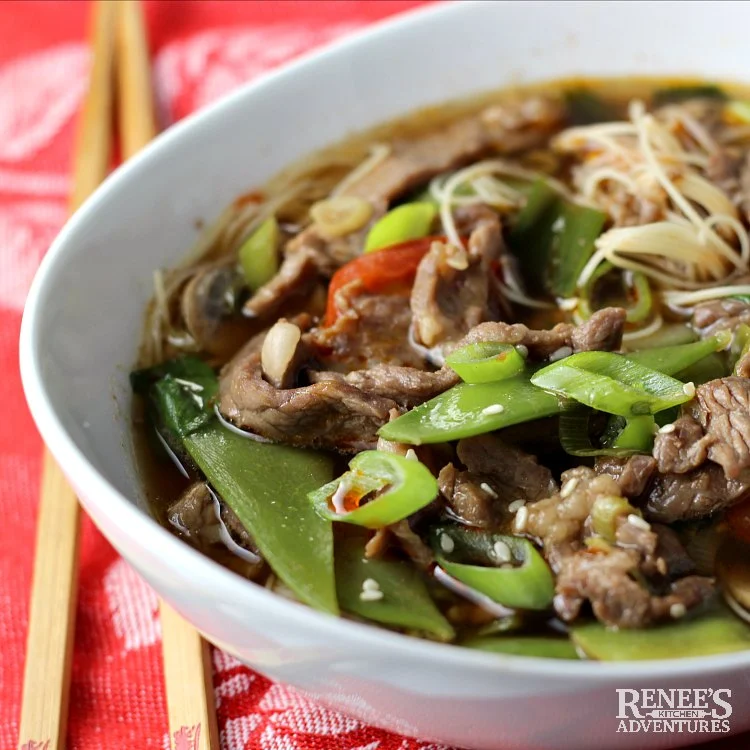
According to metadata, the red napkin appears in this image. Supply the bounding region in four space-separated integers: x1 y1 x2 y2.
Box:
0 2 745 748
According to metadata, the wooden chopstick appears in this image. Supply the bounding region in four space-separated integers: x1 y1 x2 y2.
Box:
115 2 219 748
18 3 117 749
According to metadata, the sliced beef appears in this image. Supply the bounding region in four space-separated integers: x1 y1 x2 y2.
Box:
692 297 750 332
168 482 213 540
479 95 565 153
219 341 396 452
524 467 715 628
438 464 498 528
389 519 435 571
437 436 556 529
342 96 564 206
645 464 750 523
410 208 503 348
243 246 324 318
457 307 626 361
458 435 557 504
595 455 657 498
555 547 715 628
168 482 261 559
652 414 707 474
310 287 425 371
311 364 458 409
655 378 750 479
570 307 627 352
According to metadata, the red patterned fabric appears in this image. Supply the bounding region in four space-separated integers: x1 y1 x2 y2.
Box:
0 2 744 748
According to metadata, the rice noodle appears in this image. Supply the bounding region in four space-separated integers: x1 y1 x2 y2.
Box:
661 285 750 308
554 100 750 311
433 158 575 248
330 144 391 196
621 312 664 342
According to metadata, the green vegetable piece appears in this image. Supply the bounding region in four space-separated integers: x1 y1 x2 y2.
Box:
610 414 656 451
239 216 280 292
676 352 728 386
336 535 454 640
591 495 640 542
627 331 731 375
445 342 525 384
571 606 750 661
550 201 607 298
431 526 554 610
531 352 693 418
378 376 561 445
559 404 652 457
652 84 726 107
463 635 579 659
732 323 750 376
727 101 750 124
508 180 559 295
623 323 697 351
130 356 217 399
509 180 606 298
579 264 652 324
147 367 338 614
186 426 337 613
309 450 438 528
565 89 618 125
364 202 437 253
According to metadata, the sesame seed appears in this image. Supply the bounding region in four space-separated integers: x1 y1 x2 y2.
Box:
480 482 499 499
481 404 505 416
404 448 418 461
670 603 687 619
549 345 573 362
516 344 529 359
500 563 515 570
359 589 384 602
508 499 526 514
551 216 566 232
656 557 668 575
439 534 455 554
559 297 579 311
683 382 696 398
659 423 676 434
492 540 512 563
628 514 651 531
514 505 529 532
362 578 380 592
560 478 579 499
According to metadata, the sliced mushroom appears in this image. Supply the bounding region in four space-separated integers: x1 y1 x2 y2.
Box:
261 320 306 389
181 261 257 361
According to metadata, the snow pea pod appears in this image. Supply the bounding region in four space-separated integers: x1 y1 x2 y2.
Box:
336 535 454 640
463 635 579 659
378 375 561 445
626 331 731 375
431 526 554 611
142 363 338 614
309 450 438 528
509 179 606 298
571 606 750 661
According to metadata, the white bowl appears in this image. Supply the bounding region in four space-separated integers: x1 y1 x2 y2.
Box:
20 2 750 748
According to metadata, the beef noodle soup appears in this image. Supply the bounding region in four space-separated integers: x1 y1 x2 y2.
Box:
132 78 750 660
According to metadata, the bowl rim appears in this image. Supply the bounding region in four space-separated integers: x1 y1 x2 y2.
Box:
19 0 750 679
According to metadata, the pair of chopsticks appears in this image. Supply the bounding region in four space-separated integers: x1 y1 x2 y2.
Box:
18 2 218 749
